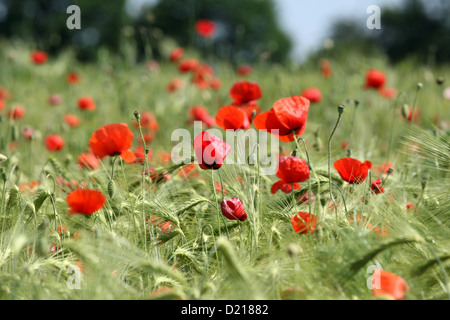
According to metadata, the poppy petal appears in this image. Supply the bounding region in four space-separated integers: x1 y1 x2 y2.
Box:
216 106 245 130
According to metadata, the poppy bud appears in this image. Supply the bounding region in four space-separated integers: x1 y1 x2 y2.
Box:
417 82 423 90
220 198 247 222
401 104 410 120
354 99 360 107
133 110 141 122
436 77 445 86
0 168 7 182
337 104 345 115
421 177 427 190
108 180 116 199
287 243 302 259
387 167 394 175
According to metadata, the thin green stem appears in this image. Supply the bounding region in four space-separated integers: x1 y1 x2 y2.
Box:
328 108 344 216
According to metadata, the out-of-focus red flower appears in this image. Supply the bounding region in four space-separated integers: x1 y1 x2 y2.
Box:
66 72 80 84
193 131 231 170
195 19 216 38
378 87 397 99
178 59 199 73
48 94 63 106
134 111 159 132
371 178 385 194
215 182 228 193
77 152 101 170
169 47 184 62
67 188 106 217
209 77 222 90
45 134 65 152
271 156 310 194
145 168 172 183
365 69 386 89
167 78 185 93
348 214 388 235
291 212 317 234
31 50 48 64
179 163 199 179
0 99 5 112
64 114 81 128
134 146 152 164
372 269 409 300
254 96 310 142
0 88 13 101
89 123 136 163
406 202 415 210
161 221 174 234
220 198 247 221
229 81 262 105
400 105 420 123
7 105 25 120
21 127 35 141
237 65 253 76
19 181 39 192
298 191 315 205
321 59 332 78
78 97 96 111
148 60 159 72
374 163 393 175
334 158 372 184
301 88 322 103
216 105 250 130
341 141 349 150
189 106 215 128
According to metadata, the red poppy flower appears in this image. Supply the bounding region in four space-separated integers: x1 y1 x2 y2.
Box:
216 105 250 130
301 88 322 103
193 131 231 170
334 158 372 184
31 50 48 64
229 81 262 105
237 65 253 76
238 101 261 123
66 72 80 84
45 134 65 152
400 105 420 123
364 69 386 89
372 269 409 300
348 214 388 235
0 99 4 112
67 188 106 217
178 59 199 73
77 152 101 170
321 60 332 78
0 88 12 101
371 178 385 194
64 114 81 128
271 156 310 194
7 105 25 120
221 198 247 221
134 146 152 164
209 77 222 90
189 106 215 128
21 127 34 141
195 19 216 38
291 212 317 234
374 162 393 175
78 97 96 111
254 96 310 142
406 202 415 210
169 47 184 62
89 123 136 163
378 87 397 99
48 94 62 106
167 78 185 93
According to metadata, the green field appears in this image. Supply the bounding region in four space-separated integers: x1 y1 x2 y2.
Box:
0 39 449 300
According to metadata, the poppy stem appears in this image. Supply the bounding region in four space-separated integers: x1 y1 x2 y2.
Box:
297 137 320 215
328 105 345 216
211 170 229 239
410 83 423 126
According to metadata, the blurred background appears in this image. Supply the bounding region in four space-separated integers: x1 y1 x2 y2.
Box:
0 0 449 65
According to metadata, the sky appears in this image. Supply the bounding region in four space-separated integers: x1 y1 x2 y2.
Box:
126 0 406 61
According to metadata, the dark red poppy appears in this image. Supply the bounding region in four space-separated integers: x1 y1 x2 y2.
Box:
237 65 253 76
215 105 250 130
372 269 409 300
271 156 310 194
31 50 48 64
189 106 215 128
89 123 136 163
7 105 25 120
229 81 262 105
221 198 247 221
254 96 310 142
193 131 231 170
371 179 385 194
78 97 96 111
334 158 372 184
195 19 216 38
45 135 65 152
365 69 386 89
64 114 81 128
169 47 184 62
66 72 80 84
178 59 199 73
301 88 322 103
67 189 106 217
77 152 101 170
291 212 317 234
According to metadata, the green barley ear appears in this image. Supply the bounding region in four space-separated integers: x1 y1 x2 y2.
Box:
107 180 116 199
216 236 248 283
6 185 20 216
